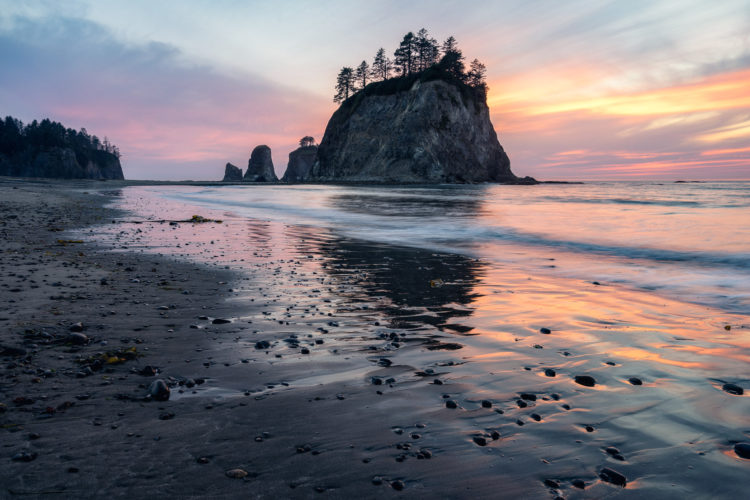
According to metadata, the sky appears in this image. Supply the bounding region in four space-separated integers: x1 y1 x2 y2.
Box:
1 0 749 180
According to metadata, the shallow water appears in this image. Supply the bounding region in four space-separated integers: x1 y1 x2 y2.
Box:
83 182 750 497
138 181 750 314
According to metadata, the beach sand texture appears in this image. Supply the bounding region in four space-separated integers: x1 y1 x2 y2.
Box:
1 178 748 498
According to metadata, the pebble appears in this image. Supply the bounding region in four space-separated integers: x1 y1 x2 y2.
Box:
390 480 405 491
734 443 750 459
520 393 537 401
722 383 744 395
575 375 596 387
481 400 492 408
148 379 170 401
544 369 556 377
540 327 551 334
255 340 270 349
445 400 458 409
225 468 248 479
212 318 231 324
12 451 37 462
473 436 487 446
572 479 586 489
599 467 626 487
66 332 88 345
628 377 642 386
69 322 84 332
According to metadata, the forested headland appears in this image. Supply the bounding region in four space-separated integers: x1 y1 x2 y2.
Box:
0 116 124 179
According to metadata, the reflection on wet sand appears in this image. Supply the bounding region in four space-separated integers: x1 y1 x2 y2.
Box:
87 185 750 498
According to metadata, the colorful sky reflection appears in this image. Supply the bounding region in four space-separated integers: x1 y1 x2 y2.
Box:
1 1 749 180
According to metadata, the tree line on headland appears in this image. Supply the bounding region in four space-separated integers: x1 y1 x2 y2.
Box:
334 28 487 103
0 116 121 160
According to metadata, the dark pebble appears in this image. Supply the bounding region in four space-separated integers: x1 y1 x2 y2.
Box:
734 442 750 459
520 393 537 401
391 480 405 491
148 379 170 401
212 318 231 324
67 467 79 473
473 436 487 446
517 400 528 408
432 379 443 385
12 451 37 462
599 467 627 487
628 377 642 386
371 476 383 485
67 332 88 345
419 449 432 459
197 457 210 464
544 368 556 377
575 375 596 387
544 479 560 489
540 327 551 334
69 322 84 332
490 430 500 440
371 377 383 385
481 400 492 408
585 425 594 432
255 340 270 349
572 479 586 489
722 383 744 395
300 348 310 354
445 400 458 409
531 413 542 422
158 411 175 420
138 365 158 377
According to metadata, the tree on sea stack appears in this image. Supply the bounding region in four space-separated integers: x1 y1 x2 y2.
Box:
334 66 355 103
355 60 370 90
299 136 315 147
467 59 488 96
370 48 391 81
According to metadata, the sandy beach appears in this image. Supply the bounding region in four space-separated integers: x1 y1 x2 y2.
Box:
1 178 749 499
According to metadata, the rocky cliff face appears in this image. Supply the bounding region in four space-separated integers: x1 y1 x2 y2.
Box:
0 147 124 180
222 162 242 181
281 146 318 183
243 145 278 182
309 77 515 183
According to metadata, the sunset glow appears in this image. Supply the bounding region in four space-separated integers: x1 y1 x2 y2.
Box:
1 1 748 180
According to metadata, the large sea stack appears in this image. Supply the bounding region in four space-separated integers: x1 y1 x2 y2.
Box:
281 145 318 183
308 71 516 183
243 145 278 182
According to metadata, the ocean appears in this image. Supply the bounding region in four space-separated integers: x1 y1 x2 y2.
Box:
118 181 750 315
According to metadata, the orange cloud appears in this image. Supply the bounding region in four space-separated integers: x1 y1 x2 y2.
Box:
492 68 750 118
701 146 750 156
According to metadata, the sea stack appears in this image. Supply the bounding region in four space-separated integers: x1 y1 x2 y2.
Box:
281 145 318 183
222 162 243 181
243 145 278 182
308 74 516 183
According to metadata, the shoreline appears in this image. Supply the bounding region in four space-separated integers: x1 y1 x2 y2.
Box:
1 178 749 498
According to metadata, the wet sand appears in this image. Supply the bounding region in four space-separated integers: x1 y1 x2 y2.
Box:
1 178 749 499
